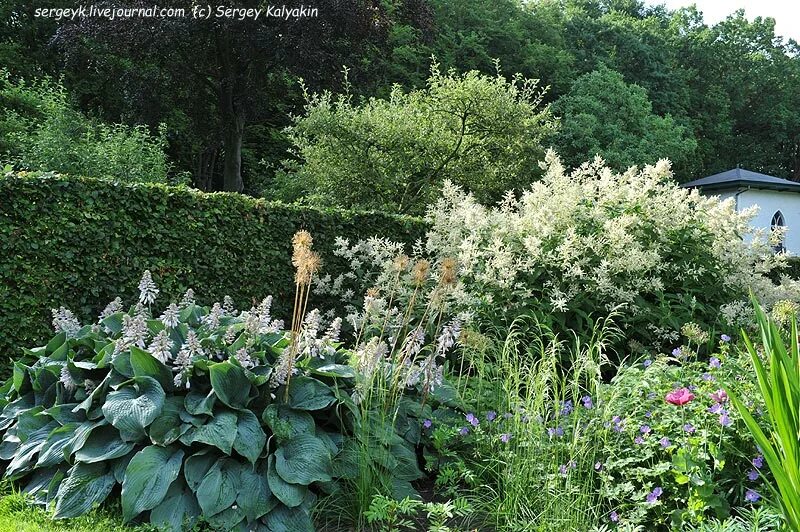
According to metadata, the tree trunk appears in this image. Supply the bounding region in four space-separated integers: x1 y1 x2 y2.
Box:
221 108 245 192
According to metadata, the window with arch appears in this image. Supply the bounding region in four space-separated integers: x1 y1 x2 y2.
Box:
771 210 786 253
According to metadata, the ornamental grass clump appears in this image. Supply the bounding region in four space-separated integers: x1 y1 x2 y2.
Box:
0 242 456 530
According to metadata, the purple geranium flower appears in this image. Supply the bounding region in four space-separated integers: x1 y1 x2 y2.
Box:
422 419 432 429
500 433 512 443
753 455 764 469
634 436 645 444
646 487 663 503
640 425 651 435
561 400 574 416
458 427 469 436
708 403 724 415
548 426 564 438
643 359 652 368
721 334 731 342
610 511 619 523
745 489 761 503
702 372 715 382
719 411 732 427
709 357 721 368
558 464 568 476
683 423 696 433
486 411 497 422
672 348 682 357
659 436 671 448
581 395 593 409
465 413 479 427
747 469 759 481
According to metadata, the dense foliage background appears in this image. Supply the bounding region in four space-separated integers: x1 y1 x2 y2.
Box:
0 171 425 360
3 0 800 201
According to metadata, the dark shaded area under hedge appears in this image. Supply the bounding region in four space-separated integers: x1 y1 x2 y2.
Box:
0 173 426 362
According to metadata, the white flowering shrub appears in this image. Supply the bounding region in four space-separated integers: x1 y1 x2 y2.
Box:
0 271 461 530
421 152 794 348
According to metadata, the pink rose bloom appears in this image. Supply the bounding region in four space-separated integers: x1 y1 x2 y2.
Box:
665 388 695 406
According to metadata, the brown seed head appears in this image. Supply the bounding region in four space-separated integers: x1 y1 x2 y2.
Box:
366 287 380 298
411 259 430 286
440 257 458 286
292 230 313 250
393 254 410 273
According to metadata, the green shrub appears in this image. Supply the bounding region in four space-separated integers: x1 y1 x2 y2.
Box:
0 72 172 183
0 171 426 367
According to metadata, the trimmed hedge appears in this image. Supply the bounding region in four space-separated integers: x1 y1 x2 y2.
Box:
0 172 426 361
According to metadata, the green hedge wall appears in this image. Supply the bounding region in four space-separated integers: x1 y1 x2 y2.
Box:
0 172 427 360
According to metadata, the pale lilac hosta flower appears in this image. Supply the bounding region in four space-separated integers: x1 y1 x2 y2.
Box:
223 295 237 315
116 313 149 353
59 365 78 393
159 303 180 329
138 270 159 305
173 330 204 371
180 288 196 308
223 326 237 345
270 353 292 389
148 330 173 363
436 318 462 356
83 379 97 394
202 303 224 329
354 337 389 381
322 317 342 344
52 307 81 337
234 348 255 369
99 297 123 320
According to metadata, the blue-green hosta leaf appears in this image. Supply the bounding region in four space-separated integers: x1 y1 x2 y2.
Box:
121 445 184 522
184 449 218 490
36 423 80 468
23 466 63 502
149 396 191 446
189 409 237 454
196 457 241 516
209 362 251 409
130 346 173 392
233 410 266 464
53 462 116 518
262 504 315 532
266 455 306 508
238 461 274 521
45 332 67 357
274 434 333 485
62 420 105 457
287 377 335 411
150 477 201 532
43 403 85 425
75 425 134 463
262 405 315 441
102 377 165 441
309 364 356 379
185 389 216 416
207 506 246 530
391 442 424 481
6 420 59 479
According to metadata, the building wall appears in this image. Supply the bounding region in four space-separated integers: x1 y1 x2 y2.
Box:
708 188 800 253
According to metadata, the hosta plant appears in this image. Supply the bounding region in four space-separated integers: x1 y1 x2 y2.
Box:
0 267 445 531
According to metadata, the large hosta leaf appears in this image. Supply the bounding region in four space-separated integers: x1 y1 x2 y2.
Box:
185 389 215 416
274 434 333 485
189 409 237 454
36 423 80 468
267 455 306 508
53 462 116 518
184 449 218 490
233 410 266 464
196 457 241 516
238 461 274 521
262 504 315 532
263 405 315 440
150 477 201 532
130 346 173 391
75 425 134 463
287 377 335 410
6 420 59 479
149 396 190 446
121 445 184 522
209 362 251 409
102 377 165 441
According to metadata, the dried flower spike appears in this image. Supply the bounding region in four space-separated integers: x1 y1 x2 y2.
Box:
411 259 430 286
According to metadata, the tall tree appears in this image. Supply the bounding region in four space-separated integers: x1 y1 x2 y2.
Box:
54 0 397 191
